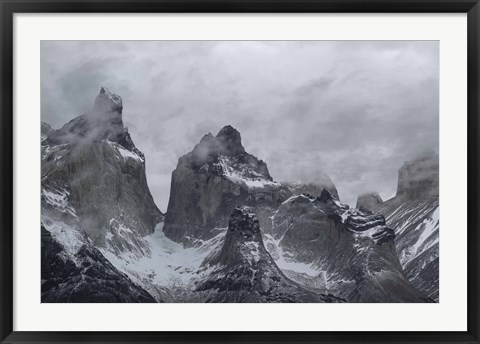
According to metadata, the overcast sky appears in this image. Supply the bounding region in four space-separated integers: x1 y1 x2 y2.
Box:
41 41 439 210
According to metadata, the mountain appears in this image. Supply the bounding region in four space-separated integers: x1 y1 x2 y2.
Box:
196 206 339 303
163 125 291 245
263 189 429 302
358 151 439 301
160 126 428 302
41 92 435 303
41 87 162 302
43 87 162 246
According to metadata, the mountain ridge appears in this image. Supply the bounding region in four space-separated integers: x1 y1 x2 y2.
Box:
41 88 436 303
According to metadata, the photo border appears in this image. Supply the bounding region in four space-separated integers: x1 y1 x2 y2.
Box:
1 1 479 343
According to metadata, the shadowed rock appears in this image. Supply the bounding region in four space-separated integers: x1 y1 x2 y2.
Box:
42 87 163 246
41 226 156 303
266 189 429 302
163 125 290 245
196 206 339 303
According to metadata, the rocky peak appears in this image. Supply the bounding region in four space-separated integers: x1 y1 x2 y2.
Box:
93 87 123 114
204 206 264 267
396 150 439 200
183 125 246 169
46 87 133 149
41 87 163 248
198 206 332 302
215 125 245 156
356 192 383 212
164 125 287 244
317 188 337 203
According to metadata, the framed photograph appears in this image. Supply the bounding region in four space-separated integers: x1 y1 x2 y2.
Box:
1 0 479 343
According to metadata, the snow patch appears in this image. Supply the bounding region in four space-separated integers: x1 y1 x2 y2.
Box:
42 216 84 258
100 223 226 299
215 156 280 189
264 234 318 277
41 188 77 217
106 140 144 162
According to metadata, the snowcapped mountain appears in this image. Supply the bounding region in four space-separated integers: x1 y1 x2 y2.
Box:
157 126 429 302
41 89 435 303
163 125 291 245
356 151 439 301
41 87 162 302
263 190 428 302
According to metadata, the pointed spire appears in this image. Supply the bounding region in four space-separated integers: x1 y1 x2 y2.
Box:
93 86 123 114
215 125 245 155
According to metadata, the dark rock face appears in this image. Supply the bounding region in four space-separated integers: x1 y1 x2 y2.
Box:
42 87 162 246
267 190 429 302
41 88 163 303
41 226 156 303
356 192 383 212
196 206 338 303
376 152 439 301
163 125 291 244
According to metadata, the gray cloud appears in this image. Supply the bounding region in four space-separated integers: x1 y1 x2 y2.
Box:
41 41 439 210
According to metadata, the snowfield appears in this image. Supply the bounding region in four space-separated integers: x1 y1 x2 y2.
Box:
100 223 226 301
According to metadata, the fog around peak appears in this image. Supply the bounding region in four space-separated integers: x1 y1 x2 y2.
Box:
41 41 439 210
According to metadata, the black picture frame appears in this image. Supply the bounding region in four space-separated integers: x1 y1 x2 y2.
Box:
1 1 479 343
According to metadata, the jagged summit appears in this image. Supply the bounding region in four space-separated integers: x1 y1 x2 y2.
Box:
317 188 337 203
179 125 273 182
45 87 135 150
93 86 123 114
207 206 262 267
181 125 249 169
197 206 334 302
215 125 245 156
164 125 288 244
41 88 162 247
